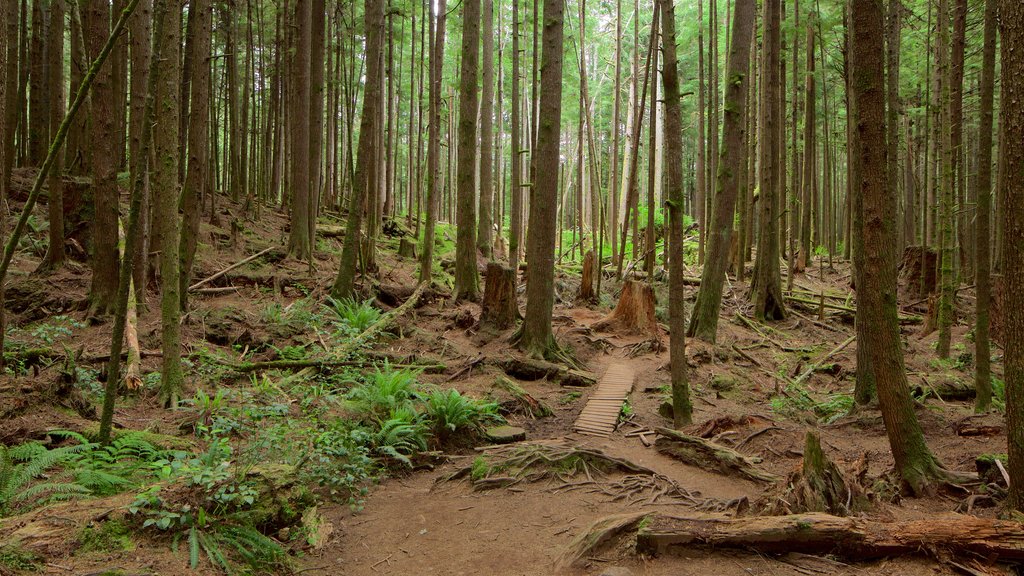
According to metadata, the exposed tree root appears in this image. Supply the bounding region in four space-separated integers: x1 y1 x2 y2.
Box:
760 431 869 516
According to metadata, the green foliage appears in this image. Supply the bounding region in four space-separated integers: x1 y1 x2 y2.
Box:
423 389 501 443
299 420 375 506
25 315 84 345
0 544 40 572
56 430 178 496
326 297 382 335
0 440 91 516
345 365 421 421
470 456 491 481
370 408 429 467
559 391 582 405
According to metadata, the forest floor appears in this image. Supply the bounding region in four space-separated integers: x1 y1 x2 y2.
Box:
0 182 1008 575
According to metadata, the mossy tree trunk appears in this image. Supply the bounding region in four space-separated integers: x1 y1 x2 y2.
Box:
418 0 445 285
453 0 480 302
334 0 385 299
515 0 563 359
658 0 691 426
750 0 786 322
974 0 997 413
686 0 755 344
851 0 950 496
178 0 212 311
154 0 183 409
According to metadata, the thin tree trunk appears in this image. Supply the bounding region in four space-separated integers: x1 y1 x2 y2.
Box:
40 0 64 271
477 0 495 258
453 0 481 301
974 0 997 412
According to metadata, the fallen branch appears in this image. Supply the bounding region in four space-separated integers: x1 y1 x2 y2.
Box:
188 246 275 291
337 281 428 355
636 512 1024 562
654 427 781 484
790 335 856 388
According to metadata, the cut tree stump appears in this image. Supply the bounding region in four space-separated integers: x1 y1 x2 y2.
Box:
491 356 596 387
579 250 596 301
654 427 781 484
592 280 659 337
398 237 417 259
898 245 938 299
480 262 519 330
635 512 1024 562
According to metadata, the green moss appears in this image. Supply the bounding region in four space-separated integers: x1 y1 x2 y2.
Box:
0 545 41 572
710 374 739 392
78 520 135 553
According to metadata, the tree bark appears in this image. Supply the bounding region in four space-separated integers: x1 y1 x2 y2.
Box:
515 0 564 359
750 0 786 321
177 0 212 310
418 0 446 284
453 0 481 301
481 262 518 331
974 0 997 413
286 0 312 261
852 0 951 496
333 0 385 298
686 0 755 344
84 0 121 316
1000 0 1024 511
40 0 64 271
477 0 495 258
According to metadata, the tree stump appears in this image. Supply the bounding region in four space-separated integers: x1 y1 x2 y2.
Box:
762 431 866 516
592 280 659 336
579 250 596 301
898 245 938 299
480 262 519 330
398 237 417 259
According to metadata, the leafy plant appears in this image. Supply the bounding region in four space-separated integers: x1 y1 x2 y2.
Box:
345 365 421 421
326 297 381 334
0 544 40 572
0 441 90 516
423 389 502 443
370 407 429 467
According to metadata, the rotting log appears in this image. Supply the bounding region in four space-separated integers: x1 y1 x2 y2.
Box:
480 262 519 330
655 427 781 483
491 356 596 387
187 246 276 291
635 512 1024 562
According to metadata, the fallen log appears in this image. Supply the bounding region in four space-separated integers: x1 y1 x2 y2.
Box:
636 512 1024 562
491 356 596 387
123 278 143 390
188 246 276 291
655 427 781 484
912 375 976 401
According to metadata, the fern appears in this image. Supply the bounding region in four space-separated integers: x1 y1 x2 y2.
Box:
345 364 422 420
423 389 502 443
327 297 382 333
372 414 429 467
0 442 90 516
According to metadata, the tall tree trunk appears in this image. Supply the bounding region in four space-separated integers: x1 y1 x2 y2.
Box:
974 0 997 413
40 0 64 271
750 0 786 321
936 0 955 358
85 0 121 316
695 0 706 266
798 17 815 271
128 0 152 305
453 0 481 301
852 0 953 496
334 0 385 298
418 0 445 284
515 0 564 359
286 0 312 261
153 0 182 408
309 0 325 245
999 0 1024 511
178 0 212 309
509 0 522 270
477 0 494 258
687 0 756 343
27 0 48 167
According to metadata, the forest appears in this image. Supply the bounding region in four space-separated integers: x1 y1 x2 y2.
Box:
0 0 1022 573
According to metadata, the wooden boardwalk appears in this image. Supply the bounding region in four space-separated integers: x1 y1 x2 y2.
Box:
573 363 636 438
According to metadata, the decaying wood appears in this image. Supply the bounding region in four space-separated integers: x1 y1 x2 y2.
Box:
898 245 938 299
592 280 660 337
790 335 856 387
761 431 867 516
912 375 976 401
398 237 417 258
555 512 649 569
480 262 519 330
578 250 596 301
655 427 781 483
491 356 596 387
188 246 276 291
635 512 1024 562
123 278 142 390
494 376 553 418
339 281 427 354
